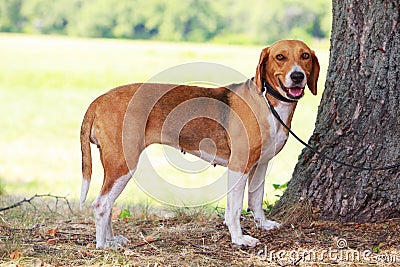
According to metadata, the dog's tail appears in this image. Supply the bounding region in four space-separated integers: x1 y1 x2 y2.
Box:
80 103 96 210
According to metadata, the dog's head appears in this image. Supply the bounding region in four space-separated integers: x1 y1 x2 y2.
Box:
255 40 320 100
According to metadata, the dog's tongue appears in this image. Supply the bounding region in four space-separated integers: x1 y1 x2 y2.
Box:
289 87 303 97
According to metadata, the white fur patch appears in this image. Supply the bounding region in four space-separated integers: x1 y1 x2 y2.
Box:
80 178 90 210
270 102 291 154
285 64 307 88
262 95 292 156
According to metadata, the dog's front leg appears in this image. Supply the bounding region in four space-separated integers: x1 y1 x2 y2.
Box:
248 163 281 231
225 169 260 247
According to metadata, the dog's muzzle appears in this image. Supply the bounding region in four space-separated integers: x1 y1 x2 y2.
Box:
278 79 304 99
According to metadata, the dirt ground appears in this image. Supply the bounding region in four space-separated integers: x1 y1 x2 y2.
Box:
0 196 399 266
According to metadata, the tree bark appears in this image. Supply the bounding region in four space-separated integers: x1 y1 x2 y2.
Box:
271 0 400 223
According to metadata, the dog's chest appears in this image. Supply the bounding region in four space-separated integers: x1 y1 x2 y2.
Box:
265 104 292 156
272 125 289 154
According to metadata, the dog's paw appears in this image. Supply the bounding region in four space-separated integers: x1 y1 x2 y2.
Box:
114 235 130 244
105 235 129 249
232 235 260 247
259 219 281 231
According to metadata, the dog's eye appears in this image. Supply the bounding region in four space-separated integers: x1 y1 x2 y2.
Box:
276 54 285 61
301 52 310 59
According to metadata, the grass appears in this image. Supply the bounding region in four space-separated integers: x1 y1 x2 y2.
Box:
0 33 330 208
1 196 398 266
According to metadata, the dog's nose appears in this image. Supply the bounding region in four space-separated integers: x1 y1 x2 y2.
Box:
290 72 305 84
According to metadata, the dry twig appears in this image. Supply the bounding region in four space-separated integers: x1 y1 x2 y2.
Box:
0 193 74 214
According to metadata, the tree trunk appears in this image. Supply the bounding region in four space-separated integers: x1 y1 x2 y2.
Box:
271 0 400 223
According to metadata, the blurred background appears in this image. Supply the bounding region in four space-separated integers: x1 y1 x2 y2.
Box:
0 0 331 44
0 0 331 208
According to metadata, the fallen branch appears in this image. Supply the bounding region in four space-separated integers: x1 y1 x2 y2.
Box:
0 194 74 214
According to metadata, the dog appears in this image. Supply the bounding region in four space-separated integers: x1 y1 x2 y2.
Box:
80 40 319 248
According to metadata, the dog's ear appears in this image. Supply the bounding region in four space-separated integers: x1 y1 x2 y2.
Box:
307 50 320 95
254 47 270 92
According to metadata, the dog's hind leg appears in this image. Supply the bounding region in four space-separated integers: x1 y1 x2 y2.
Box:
93 170 134 249
92 147 138 249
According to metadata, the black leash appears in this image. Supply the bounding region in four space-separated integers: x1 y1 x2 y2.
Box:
263 81 400 171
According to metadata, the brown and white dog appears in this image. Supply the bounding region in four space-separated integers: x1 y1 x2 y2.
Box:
80 40 319 248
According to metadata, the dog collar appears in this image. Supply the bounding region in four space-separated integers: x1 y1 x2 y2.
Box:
262 79 297 103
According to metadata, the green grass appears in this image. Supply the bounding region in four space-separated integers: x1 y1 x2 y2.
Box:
0 33 329 208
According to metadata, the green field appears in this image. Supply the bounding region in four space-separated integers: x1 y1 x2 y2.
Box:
0 33 329 207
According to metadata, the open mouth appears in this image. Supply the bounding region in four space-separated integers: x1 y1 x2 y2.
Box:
279 79 304 99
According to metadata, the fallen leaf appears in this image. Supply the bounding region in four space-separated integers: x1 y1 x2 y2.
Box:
48 226 59 237
144 233 161 242
10 249 22 260
145 235 155 242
